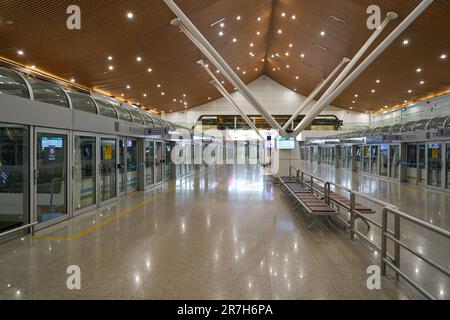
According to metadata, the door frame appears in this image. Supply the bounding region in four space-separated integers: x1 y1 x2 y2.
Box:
72 131 99 217
425 141 445 191
33 127 71 231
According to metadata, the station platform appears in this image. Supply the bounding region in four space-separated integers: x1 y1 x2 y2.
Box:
0 165 415 300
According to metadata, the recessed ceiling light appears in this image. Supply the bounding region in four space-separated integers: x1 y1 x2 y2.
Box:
281 12 286 17
183 94 186 97
320 31 326 36
257 17 261 21
30 65 36 69
371 89 376 93
70 78 75 83
108 65 114 71
147 68 152 72
250 43 254 47
286 65 290 69
402 39 410 45
108 56 113 61
352 101 356 104
376 79 380 83
126 85 131 89
278 29 282 34
173 99 177 102
404 100 408 103
255 68 258 71
17 50 24 56
157 84 161 88
354 94 359 98
208 97 211 100
285 52 290 56
291 15 296 20
143 93 147 97
384 105 388 109
232 38 237 43
243 71 246 75
136 56 142 62
218 31 224 36
295 76 299 80
300 53 305 58
289 43 293 48
349 107 353 110
256 31 261 36
420 80 425 85
236 66 240 70
236 16 241 20
161 92 165 96
220 22 225 28
408 89 412 93
416 68 422 73
440 54 448 60
127 12 134 19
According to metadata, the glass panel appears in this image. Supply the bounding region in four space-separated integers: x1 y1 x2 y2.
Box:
73 136 96 210
115 106 132 122
346 147 352 169
0 125 29 232
427 143 442 187
0 67 30 98
363 146 370 172
379 144 389 177
155 142 163 183
446 144 450 189
118 139 126 194
418 144 426 185
145 140 154 186
165 143 172 180
94 99 118 119
126 139 138 192
68 92 97 114
406 144 418 184
129 110 144 124
413 119 430 132
27 78 69 108
36 133 67 223
142 113 154 127
100 138 117 201
389 145 400 179
371 145 378 174
355 146 362 171
427 117 446 130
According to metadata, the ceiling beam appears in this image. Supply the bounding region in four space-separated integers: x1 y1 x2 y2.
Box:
164 0 284 133
292 0 434 137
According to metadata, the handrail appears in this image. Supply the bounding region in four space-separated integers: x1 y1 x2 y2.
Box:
0 222 38 238
285 167 449 300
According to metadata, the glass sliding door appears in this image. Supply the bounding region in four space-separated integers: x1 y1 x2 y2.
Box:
427 143 442 188
0 124 29 232
355 146 362 172
118 138 126 195
155 142 163 183
100 137 117 202
363 146 370 173
379 144 389 177
389 145 400 179
446 143 450 190
73 135 96 212
36 131 68 224
370 145 379 175
418 144 426 185
126 139 138 193
165 143 172 180
406 144 418 184
346 146 352 170
145 140 154 187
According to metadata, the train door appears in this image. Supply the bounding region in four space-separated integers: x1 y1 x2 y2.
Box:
73 132 98 216
418 144 426 185
155 141 164 184
389 144 400 180
406 143 418 184
100 136 118 204
118 138 126 196
427 142 442 188
126 138 139 193
446 142 450 190
379 144 389 177
370 145 379 175
34 128 70 230
165 142 172 180
144 140 155 187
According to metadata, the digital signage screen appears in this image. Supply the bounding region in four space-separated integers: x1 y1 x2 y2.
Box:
276 138 295 150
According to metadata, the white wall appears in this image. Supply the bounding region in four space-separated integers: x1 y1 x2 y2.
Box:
166 76 369 129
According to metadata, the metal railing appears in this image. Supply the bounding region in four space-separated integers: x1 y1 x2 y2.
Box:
0 222 38 239
286 166 450 300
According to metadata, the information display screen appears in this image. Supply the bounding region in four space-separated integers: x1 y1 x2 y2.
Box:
277 137 295 150
41 137 63 149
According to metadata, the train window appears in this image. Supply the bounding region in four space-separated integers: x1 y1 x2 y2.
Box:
27 77 69 108
68 92 97 114
93 99 118 119
114 105 132 122
0 67 30 99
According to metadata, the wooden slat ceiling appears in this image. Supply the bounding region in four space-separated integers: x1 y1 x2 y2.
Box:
0 0 449 114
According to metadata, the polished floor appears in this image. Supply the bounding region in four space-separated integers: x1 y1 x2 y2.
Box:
0 165 428 300
300 161 450 300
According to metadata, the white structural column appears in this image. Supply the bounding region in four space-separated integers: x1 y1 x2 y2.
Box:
164 0 283 132
197 59 264 140
292 0 433 137
282 57 349 131
293 12 397 135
